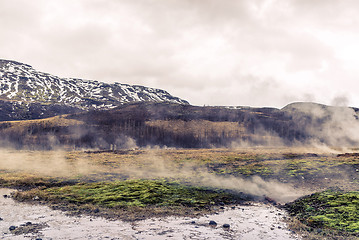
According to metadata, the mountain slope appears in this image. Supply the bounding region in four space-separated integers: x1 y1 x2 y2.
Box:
0 102 301 149
0 59 188 112
1 101 359 149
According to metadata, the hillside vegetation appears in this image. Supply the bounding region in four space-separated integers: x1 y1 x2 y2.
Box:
0 101 359 149
0 102 300 149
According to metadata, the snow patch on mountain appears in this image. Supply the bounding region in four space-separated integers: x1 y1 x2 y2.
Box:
0 59 188 110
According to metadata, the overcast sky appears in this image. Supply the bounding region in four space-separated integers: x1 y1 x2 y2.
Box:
1 0 359 108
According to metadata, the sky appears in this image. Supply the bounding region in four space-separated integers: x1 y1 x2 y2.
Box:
1 0 359 108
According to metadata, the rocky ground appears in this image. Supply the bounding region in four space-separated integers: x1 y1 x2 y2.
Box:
0 188 299 240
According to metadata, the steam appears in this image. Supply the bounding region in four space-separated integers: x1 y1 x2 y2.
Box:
0 149 103 177
230 126 286 148
116 151 304 203
0 147 313 203
285 102 359 148
0 124 138 151
227 102 359 151
202 175 300 203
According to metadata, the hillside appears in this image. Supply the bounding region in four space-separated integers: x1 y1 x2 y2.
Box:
2 101 358 149
282 102 359 146
0 59 188 120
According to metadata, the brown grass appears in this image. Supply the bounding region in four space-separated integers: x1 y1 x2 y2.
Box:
146 120 247 138
0 115 84 132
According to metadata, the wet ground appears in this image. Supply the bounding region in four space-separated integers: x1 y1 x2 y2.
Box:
0 189 300 240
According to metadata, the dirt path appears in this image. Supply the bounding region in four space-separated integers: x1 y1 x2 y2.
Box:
0 189 300 240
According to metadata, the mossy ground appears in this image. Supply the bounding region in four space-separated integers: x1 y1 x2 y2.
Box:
13 179 249 221
14 179 246 208
285 190 359 233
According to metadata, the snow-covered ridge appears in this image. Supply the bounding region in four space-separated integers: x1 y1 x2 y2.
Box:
0 59 188 110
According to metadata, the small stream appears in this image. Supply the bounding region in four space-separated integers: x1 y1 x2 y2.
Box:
0 188 300 240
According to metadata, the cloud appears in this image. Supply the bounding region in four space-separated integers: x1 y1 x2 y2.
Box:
0 0 358 107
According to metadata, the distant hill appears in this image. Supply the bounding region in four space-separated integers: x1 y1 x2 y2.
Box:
1 101 358 149
0 59 188 120
281 102 359 146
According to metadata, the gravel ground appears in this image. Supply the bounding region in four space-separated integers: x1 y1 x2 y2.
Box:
0 188 300 240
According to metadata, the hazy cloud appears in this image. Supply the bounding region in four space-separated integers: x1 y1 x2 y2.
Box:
331 95 350 107
0 0 358 107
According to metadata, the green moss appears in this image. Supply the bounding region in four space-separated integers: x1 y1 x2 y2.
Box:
286 190 359 233
234 163 274 176
202 153 355 179
18 179 245 209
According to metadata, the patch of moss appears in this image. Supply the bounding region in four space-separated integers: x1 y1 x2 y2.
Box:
285 190 359 233
15 179 246 209
235 163 274 176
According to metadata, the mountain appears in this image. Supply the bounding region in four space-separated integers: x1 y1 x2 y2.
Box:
1 59 359 149
0 59 188 120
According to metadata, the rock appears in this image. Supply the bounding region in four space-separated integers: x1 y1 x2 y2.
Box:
3 194 8 198
9 222 48 235
94 208 100 213
231 206 235 209
209 220 217 227
36 238 42 240
220 206 225 210
264 196 277 205
9 226 16 231
222 224 230 229
0 217 3 221
33 196 40 200
191 221 196 224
